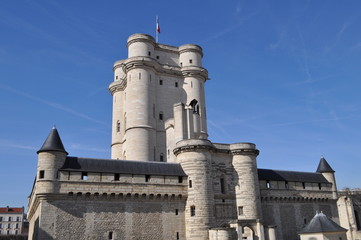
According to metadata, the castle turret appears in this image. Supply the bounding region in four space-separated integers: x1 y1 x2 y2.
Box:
316 156 338 199
36 127 68 193
179 44 208 139
174 139 215 240
110 34 157 161
230 143 264 239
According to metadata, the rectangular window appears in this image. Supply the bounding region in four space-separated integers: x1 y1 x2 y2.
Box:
190 206 195 216
0 217 3 221
160 155 164 162
148 51 151 56
220 178 225 194
176 232 179 240
238 206 244 216
189 59 193 63
145 175 150 182
16 217 20 221
285 181 289 189
39 170 45 179
189 180 192 188
266 181 270 189
178 176 183 183
159 113 163 120
302 182 306 189
156 56 159 59
81 172 88 180
15 223 19 228
108 231 113 240
159 79 163 85
175 82 178 87
114 173 120 181
8 223 11 228
318 183 322 190
8 217 12 222
175 209 179 215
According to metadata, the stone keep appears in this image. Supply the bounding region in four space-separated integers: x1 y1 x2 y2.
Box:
27 33 345 240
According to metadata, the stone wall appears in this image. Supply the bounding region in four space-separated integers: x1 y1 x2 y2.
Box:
261 199 339 240
36 196 185 240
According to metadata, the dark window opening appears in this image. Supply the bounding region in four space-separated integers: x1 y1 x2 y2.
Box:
81 172 88 180
159 112 163 120
222 199 225 203
285 181 289 189
189 59 193 63
39 170 45 179
145 175 151 182
175 209 179 215
139 72 141 79
318 183 322 190
159 79 163 85
189 180 192 188
238 206 243 216
156 56 159 59
148 51 151 56
266 181 270 189
116 121 120 132
160 154 164 162
355 210 361 230
175 82 178 87
116 75 118 80
176 232 179 240
220 178 225 194
114 173 120 181
190 206 195 216
304 218 307 224
302 182 306 189
108 231 113 240
178 176 183 183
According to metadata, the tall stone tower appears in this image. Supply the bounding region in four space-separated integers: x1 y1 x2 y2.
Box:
109 34 208 162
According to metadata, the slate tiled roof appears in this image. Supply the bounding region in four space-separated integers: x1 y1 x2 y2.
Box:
257 169 329 183
316 157 335 173
60 157 187 176
37 127 68 154
300 212 347 233
0 207 23 214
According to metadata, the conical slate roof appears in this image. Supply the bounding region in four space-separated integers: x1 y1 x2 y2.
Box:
300 212 346 234
316 157 335 173
37 127 68 154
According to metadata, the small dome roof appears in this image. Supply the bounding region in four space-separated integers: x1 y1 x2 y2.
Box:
300 212 346 234
316 157 335 173
37 127 68 154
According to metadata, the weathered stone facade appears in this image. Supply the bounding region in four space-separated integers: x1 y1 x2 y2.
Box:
27 33 353 240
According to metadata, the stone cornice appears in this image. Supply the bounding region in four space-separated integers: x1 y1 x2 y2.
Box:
173 144 215 156
181 66 208 80
109 79 127 95
231 148 259 156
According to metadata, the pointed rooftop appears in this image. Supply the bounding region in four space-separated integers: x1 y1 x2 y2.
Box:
299 212 346 234
316 157 335 173
37 126 68 154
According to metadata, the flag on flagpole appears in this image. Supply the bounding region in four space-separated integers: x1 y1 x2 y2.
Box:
156 16 160 33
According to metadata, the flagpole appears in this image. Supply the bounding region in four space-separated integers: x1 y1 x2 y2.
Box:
156 16 159 43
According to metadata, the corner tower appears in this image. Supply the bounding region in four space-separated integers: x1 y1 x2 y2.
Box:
109 34 208 162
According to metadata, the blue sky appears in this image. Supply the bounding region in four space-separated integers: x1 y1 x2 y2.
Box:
1 0 360 208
